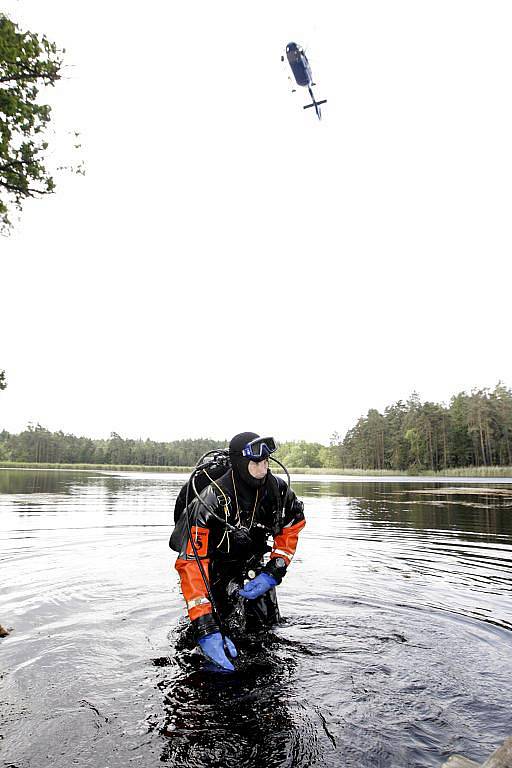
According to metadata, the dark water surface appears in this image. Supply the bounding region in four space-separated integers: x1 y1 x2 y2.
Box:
1 469 511 768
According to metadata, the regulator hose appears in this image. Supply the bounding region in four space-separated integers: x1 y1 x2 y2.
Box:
269 454 292 514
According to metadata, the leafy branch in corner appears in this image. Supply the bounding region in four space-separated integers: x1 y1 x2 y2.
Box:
0 14 82 232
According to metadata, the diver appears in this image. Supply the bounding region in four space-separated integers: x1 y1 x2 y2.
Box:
170 432 306 672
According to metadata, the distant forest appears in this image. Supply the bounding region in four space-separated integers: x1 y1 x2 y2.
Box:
0 383 511 470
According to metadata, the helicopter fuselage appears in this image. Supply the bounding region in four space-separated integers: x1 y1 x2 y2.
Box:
285 43 313 87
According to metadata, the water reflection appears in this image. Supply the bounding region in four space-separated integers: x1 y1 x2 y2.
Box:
348 484 512 540
288 480 512 540
0 468 88 494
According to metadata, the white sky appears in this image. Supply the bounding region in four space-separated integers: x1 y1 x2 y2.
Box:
1 1 511 444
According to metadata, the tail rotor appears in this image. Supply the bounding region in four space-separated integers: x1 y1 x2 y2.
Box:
303 86 327 120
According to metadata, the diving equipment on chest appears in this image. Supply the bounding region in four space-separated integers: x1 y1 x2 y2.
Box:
216 518 271 555
226 525 253 552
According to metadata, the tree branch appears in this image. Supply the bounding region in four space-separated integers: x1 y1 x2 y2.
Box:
0 178 50 196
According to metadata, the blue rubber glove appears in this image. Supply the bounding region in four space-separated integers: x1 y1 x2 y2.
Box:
239 572 277 600
198 631 238 672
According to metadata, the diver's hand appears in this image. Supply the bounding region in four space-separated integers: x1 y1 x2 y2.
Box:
198 632 238 672
239 572 277 600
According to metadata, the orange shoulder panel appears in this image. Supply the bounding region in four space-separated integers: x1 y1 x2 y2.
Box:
185 525 209 558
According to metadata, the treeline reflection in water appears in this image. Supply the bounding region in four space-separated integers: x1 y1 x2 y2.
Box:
0 470 511 768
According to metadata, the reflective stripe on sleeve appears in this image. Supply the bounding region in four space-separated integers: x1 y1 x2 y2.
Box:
272 548 294 560
187 597 211 610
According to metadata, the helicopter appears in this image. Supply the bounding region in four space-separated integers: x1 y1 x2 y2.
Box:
281 42 327 120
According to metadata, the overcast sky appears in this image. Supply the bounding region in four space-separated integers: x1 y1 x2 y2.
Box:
2 1 511 444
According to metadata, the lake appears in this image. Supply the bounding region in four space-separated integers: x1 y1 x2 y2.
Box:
1 468 511 768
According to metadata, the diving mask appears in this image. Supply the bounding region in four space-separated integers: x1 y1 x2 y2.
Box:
241 436 277 460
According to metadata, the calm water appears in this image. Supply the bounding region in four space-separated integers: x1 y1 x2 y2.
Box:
1 469 511 768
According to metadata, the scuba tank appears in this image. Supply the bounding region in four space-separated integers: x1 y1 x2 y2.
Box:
172 451 231 523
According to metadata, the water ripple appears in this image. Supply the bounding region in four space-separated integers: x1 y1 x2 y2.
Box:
1 470 512 768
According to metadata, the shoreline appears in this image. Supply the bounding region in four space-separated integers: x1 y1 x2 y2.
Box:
1 461 512 479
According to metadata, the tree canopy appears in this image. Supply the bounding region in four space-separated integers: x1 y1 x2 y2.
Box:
1 384 511 470
0 14 63 231
0 426 226 466
336 383 512 471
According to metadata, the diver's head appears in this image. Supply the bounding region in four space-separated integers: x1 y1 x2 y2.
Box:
228 432 277 488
